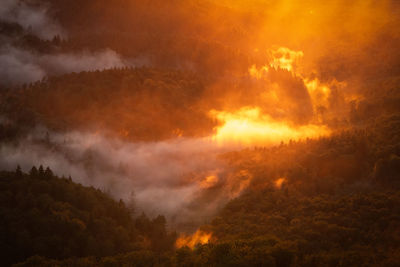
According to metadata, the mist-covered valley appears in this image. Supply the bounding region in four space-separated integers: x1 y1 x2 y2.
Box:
1 0 400 266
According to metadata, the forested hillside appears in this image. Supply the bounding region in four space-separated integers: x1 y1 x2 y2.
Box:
0 0 252 80
1 0 400 266
0 168 176 266
222 115 400 194
5 115 400 266
0 67 215 141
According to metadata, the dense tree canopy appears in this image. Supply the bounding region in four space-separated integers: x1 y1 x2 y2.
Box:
0 1 399 266
0 168 175 266
0 67 216 141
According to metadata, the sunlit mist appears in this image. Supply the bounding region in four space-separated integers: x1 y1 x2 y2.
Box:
275 177 286 189
175 230 213 249
210 107 330 146
0 0 399 264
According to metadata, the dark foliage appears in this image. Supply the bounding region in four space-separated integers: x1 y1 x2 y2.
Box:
0 67 216 142
0 168 175 266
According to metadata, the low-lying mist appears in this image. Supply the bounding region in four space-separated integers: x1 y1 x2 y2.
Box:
0 0 140 87
1 0 399 233
0 127 251 230
0 0 64 39
0 46 130 86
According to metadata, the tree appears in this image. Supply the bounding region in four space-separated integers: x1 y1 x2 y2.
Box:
44 167 53 179
29 166 38 178
15 165 22 178
38 165 45 177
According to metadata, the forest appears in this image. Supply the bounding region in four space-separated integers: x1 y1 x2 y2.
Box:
4 122 400 266
1 0 400 266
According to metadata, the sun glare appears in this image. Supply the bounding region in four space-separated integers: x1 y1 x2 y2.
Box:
210 107 330 146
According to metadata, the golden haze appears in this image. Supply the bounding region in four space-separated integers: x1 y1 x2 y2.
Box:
175 230 213 249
